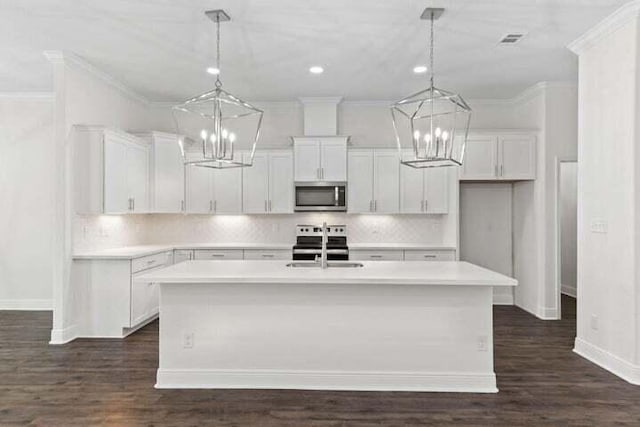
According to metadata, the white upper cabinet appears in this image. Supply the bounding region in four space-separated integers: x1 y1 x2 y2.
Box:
460 132 536 181
185 151 243 214
399 151 449 214
373 150 400 213
499 135 536 180
74 126 150 214
243 151 293 213
460 136 498 180
185 153 213 214
135 132 185 213
348 150 374 213
268 151 294 213
293 137 347 182
347 149 398 214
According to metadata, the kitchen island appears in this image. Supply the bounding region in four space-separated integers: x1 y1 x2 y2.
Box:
140 260 517 393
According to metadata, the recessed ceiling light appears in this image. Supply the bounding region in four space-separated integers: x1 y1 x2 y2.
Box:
413 65 428 74
207 67 220 75
309 66 324 74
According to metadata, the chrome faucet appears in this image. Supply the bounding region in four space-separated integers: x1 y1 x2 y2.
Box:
320 221 328 269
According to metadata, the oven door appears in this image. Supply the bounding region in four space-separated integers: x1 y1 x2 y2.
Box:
292 248 349 261
294 182 347 212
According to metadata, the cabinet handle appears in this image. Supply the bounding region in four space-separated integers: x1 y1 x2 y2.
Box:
423 255 437 258
421 200 424 212
209 201 213 212
321 168 324 180
370 255 383 259
132 198 135 211
264 200 268 212
147 259 157 265
180 200 185 212
262 254 274 258
424 200 428 212
268 200 272 212
500 165 504 176
214 200 217 212
369 200 373 212
374 200 377 212
210 254 225 258
494 165 498 177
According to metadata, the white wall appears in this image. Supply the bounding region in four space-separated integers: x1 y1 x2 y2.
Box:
0 95 54 309
569 3 640 384
560 162 577 297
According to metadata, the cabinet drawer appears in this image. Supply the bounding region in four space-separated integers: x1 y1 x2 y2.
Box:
194 249 243 260
350 250 403 261
173 249 194 263
403 250 456 261
243 249 291 260
131 251 173 273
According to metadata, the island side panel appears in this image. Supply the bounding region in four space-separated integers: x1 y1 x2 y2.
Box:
157 282 496 392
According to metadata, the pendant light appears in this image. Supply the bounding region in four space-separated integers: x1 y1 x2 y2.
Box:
173 9 263 168
390 8 471 168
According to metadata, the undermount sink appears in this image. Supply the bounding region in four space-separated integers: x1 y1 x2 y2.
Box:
286 261 364 268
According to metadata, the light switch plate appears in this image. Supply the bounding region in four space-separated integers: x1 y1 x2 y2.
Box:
590 220 608 234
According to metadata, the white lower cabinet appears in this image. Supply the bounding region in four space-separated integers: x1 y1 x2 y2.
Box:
243 249 291 260
350 250 404 261
194 249 244 260
403 250 456 261
173 249 194 263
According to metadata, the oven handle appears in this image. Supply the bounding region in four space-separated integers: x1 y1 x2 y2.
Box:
293 249 349 255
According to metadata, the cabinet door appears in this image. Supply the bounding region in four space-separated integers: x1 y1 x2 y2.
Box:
294 140 320 182
153 136 184 213
126 143 149 213
400 151 424 213
212 165 242 214
242 152 269 213
320 139 347 181
185 162 213 213
424 167 449 214
104 138 129 213
499 136 536 180
269 151 294 213
347 151 374 213
373 150 400 213
460 136 498 180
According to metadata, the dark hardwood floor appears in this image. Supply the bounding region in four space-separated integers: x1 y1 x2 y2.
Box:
1 295 639 426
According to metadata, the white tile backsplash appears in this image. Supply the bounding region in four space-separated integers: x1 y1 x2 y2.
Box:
73 213 448 252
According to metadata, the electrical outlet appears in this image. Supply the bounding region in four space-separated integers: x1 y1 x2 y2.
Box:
183 332 194 349
590 220 608 234
590 315 599 331
477 336 488 352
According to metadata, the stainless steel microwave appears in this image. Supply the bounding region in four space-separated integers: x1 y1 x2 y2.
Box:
294 182 347 212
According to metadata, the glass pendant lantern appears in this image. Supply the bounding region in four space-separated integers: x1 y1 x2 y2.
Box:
390 8 471 168
173 10 263 169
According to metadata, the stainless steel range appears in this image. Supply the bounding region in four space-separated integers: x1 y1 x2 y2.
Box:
292 224 348 261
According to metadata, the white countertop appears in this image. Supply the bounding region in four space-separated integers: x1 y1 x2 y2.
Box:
138 260 517 287
73 243 456 260
73 243 293 260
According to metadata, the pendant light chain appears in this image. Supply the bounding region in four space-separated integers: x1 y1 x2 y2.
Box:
429 10 435 88
215 14 222 88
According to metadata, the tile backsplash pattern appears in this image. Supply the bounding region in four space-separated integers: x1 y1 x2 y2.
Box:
73 215 147 252
74 213 448 252
142 214 446 245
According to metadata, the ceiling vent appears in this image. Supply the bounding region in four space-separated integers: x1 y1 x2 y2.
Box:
499 33 526 45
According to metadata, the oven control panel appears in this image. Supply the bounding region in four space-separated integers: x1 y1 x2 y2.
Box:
296 225 347 237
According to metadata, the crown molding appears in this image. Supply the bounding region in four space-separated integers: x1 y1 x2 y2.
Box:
568 0 640 55
43 50 150 106
0 92 53 100
298 96 343 105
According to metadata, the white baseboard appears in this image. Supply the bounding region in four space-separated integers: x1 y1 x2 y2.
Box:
574 338 640 385
561 283 577 298
493 293 514 305
49 324 78 345
0 299 52 310
156 369 498 393
537 306 559 320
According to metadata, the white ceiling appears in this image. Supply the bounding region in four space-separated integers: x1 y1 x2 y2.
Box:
0 0 627 101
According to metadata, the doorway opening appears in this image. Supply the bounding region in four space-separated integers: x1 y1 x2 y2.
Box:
558 160 577 321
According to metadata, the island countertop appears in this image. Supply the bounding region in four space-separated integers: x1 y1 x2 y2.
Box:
138 260 517 287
